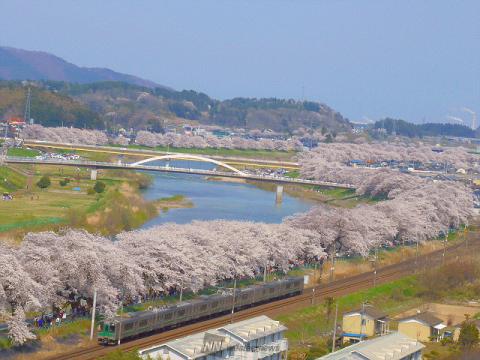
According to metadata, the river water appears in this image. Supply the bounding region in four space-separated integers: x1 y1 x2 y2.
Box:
139 160 314 227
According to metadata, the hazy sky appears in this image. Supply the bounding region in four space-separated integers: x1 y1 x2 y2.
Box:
1 0 479 123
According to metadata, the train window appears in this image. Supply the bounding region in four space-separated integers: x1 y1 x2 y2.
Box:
124 323 133 331
200 304 207 311
139 320 148 327
211 301 219 308
178 309 186 317
295 281 301 287
165 313 173 320
286 283 292 289
269 288 274 293
242 294 248 300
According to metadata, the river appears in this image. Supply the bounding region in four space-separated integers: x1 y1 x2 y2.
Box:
140 160 314 227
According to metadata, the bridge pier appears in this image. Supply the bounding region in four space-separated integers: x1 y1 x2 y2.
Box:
90 169 97 181
275 185 284 204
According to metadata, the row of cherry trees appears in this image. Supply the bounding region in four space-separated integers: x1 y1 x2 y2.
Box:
300 142 477 170
134 130 303 151
20 125 109 146
19 125 304 151
293 144 475 255
0 222 322 344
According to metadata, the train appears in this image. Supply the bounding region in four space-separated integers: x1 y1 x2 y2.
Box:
97 277 304 345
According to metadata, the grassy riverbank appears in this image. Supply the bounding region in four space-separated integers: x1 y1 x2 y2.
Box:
0 164 191 240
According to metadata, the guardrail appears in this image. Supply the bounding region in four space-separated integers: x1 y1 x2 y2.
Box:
5 156 355 189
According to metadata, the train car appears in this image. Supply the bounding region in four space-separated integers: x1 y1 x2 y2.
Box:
98 277 304 345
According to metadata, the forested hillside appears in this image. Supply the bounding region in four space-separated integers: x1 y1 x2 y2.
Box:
0 81 102 128
45 81 351 132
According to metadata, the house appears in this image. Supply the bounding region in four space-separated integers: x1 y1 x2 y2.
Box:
342 306 389 343
138 315 288 360
316 331 425 360
397 312 446 342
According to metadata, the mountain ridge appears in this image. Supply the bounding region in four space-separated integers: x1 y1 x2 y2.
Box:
0 46 162 89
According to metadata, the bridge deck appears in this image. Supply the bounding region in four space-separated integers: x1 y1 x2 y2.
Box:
4 156 354 189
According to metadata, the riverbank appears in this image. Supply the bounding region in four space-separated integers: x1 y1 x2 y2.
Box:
247 181 378 208
0 164 192 241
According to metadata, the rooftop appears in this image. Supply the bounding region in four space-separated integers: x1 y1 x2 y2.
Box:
139 330 233 360
344 307 387 320
218 315 287 342
316 332 425 360
398 312 443 327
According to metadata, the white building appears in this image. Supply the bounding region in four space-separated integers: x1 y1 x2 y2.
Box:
316 332 425 360
139 315 288 360
217 315 288 360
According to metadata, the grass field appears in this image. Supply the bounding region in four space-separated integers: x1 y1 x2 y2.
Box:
0 166 27 192
0 164 158 239
7 147 40 157
124 144 298 161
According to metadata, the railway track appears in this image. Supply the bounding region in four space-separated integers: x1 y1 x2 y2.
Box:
47 236 479 360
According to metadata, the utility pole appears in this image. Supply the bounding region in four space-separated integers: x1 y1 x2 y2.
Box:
331 302 338 353
329 243 336 283
118 290 124 345
90 288 97 341
24 87 31 124
373 247 378 287
443 231 447 265
415 240 419 273
230 278 237 323
179 287 183 302
263 262 267 283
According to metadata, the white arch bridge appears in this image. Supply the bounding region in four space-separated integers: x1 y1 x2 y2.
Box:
132 154 246 175
4 155 355 189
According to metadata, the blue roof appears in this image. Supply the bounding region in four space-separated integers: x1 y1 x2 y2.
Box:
342 333 367 338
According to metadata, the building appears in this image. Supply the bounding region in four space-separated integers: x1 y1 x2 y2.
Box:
342 307 389 343
397 312 446 342
316 332 425 360
217 315 288 360
139 330 235 360
138 315 288 360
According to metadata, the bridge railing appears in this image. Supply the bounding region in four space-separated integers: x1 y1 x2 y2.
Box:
5 156 355 189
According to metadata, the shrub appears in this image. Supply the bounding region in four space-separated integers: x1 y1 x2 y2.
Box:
59 178 70 186
459 320 479 349
93 181 106 193
36 175 51 189
87 188 96 195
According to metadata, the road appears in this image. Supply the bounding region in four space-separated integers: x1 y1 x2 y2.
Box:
44 236 478 360
5 156 355 189
23 140 300 170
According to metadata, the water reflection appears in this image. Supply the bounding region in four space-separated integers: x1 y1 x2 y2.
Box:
139 160 313 226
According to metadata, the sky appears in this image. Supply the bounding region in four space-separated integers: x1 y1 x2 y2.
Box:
1 0 479 123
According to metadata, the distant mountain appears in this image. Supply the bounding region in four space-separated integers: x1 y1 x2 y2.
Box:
371 118 476 138
0 46 160 88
